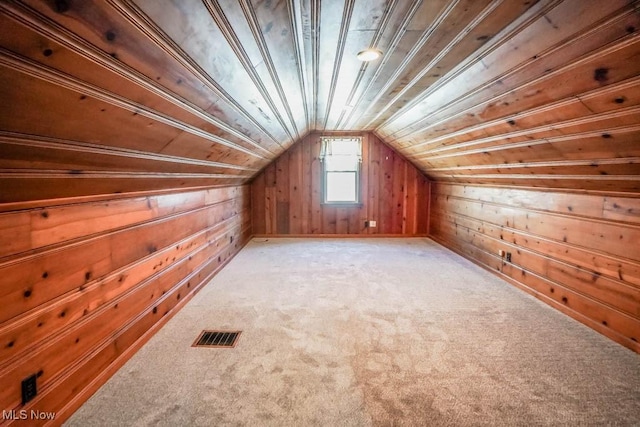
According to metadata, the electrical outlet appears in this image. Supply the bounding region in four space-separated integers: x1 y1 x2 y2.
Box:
21 374 37 404
368 220 377 228
506 252 512 262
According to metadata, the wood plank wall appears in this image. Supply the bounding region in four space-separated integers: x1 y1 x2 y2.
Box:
0 185 251 426
0 1 274 207
430 182 640 353
251 132 430 236
385 0 640 193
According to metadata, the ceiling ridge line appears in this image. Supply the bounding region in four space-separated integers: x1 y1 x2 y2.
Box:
411 123 640 161
369 0 507 131
333 0 400 130
0 48 268 160
355 0 460 130
0 1 278 158
428 157 640 172
310 0 320 128
110 0 285 149
320 0 357 131
0 132 258 172
237 0 303 140
202 0 297 143
384 1 635 142
287 0 311 128
411 104 640 155
409 76 640 151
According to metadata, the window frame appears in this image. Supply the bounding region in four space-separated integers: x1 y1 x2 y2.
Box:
320 136 362 206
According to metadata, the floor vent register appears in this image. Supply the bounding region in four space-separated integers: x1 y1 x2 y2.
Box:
192 330 241 348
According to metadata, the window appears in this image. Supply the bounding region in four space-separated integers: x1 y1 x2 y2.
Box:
320 137 362 204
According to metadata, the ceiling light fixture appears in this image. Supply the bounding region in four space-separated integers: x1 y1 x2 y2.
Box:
356 48 382 62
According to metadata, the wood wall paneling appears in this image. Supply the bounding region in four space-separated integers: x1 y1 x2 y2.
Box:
251 132 430 236
0 3 639 424
0 0 280 208
429 182 640 353
383 1 640 192
2 1 639 203
350 0 537 131
0 186 251 425
5 0 283 151
2 1 639 201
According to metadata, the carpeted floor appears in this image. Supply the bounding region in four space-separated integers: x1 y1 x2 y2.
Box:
66 238 640 426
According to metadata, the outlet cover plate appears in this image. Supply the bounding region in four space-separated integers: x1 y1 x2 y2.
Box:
21 374 37 404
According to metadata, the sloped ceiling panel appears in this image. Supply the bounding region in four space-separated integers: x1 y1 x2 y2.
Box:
0 0 639 205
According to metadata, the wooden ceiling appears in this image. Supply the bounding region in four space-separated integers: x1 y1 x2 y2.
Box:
0 0 639 205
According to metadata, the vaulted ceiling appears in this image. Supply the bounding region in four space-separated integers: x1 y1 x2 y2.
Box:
1 0 639 205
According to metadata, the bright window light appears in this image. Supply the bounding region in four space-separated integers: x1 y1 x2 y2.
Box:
326 172 357 202
320 137 362 204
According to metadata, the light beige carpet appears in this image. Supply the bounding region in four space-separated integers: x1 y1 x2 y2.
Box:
66 238 640 426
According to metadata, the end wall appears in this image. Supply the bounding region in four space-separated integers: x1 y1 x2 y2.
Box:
251 132 430 236
0 185 251 425
430 182 640 353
